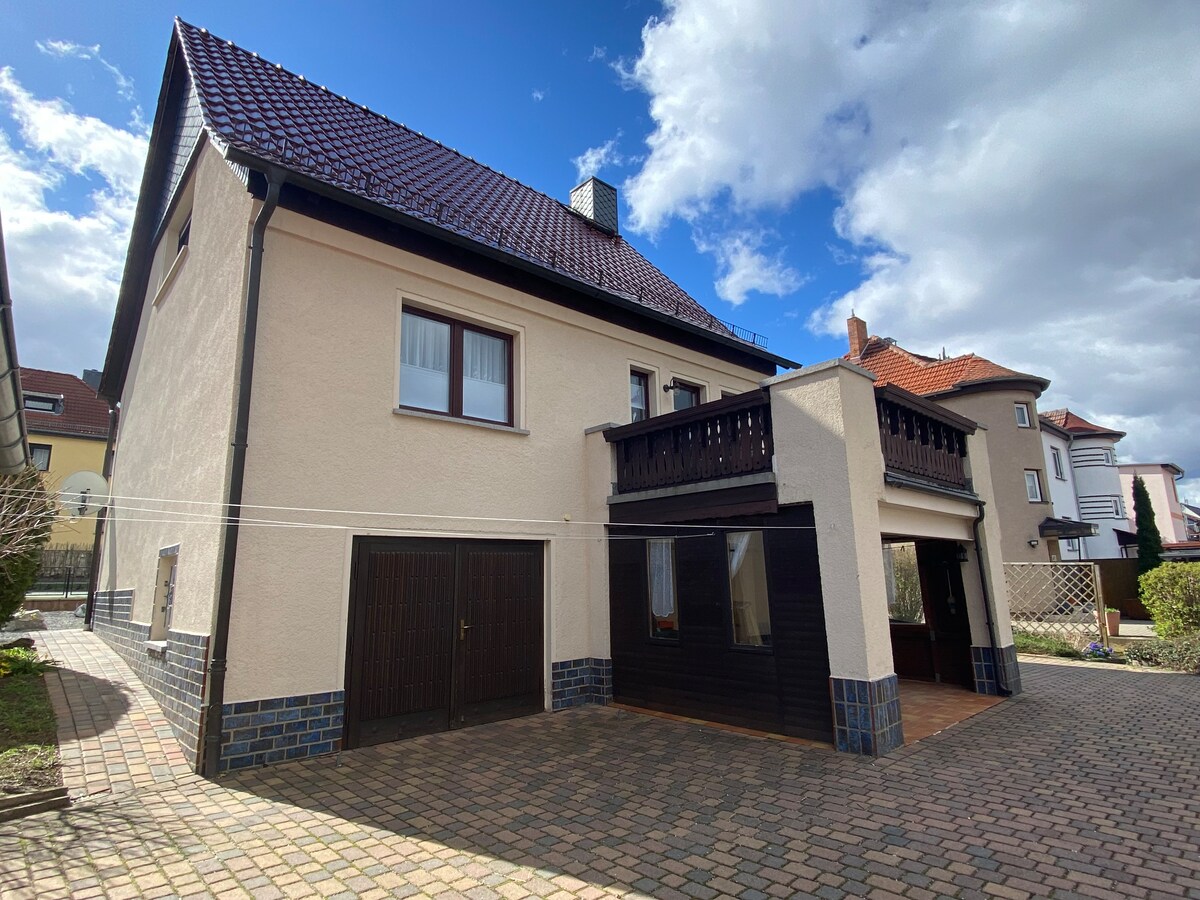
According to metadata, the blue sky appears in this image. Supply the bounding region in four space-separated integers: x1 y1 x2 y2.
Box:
2 1 1198 499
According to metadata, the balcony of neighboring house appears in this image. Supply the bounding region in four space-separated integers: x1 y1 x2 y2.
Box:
874 385 977 496
602 389 777 521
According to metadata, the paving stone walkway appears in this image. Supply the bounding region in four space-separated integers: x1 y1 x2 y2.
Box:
2 632 1199 899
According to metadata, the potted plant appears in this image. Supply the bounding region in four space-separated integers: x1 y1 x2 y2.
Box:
1104 607 1120 637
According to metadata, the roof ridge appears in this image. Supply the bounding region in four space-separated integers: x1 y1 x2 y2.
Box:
175 18 570 224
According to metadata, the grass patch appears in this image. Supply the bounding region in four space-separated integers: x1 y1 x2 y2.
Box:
1013 631 1081 658
0 652 61 795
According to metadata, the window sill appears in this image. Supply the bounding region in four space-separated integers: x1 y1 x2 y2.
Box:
393 407 529 435
144 640 168 657
153 245 189 306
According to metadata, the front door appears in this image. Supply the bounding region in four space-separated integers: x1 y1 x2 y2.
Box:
345 538 544 748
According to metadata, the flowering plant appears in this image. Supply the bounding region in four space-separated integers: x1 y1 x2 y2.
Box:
1081 642 1116 661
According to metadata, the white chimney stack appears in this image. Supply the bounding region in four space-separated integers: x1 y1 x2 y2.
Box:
570 177 618 234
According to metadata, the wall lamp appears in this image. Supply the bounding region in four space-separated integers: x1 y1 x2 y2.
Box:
662 379 683 394
955 544 970 563
1027 538 1040 549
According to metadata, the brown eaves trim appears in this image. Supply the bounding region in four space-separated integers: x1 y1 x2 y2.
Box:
101 31 796 400
1037 416 1073 440
25 426 108 441
925 374 1050 401
228 158 797 376
874 383 979 434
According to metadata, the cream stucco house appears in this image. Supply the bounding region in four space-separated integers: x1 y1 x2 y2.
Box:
92 21 1021 775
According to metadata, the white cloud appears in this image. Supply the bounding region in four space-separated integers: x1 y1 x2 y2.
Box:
36 39 138 106
694 230 806 306
572 134 625 181
625 0 1200 504
588 46 607 62
531 89 545 102
0 67 147 373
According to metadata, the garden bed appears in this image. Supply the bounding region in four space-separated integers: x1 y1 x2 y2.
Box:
0 648 61 795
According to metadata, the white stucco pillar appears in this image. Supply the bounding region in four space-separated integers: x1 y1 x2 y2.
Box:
765 361 895 683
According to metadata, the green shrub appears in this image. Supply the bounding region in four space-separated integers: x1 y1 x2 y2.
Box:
1125 633 1200 673
1139 562 1200 638
0 647 55 678
1013 631 1080 658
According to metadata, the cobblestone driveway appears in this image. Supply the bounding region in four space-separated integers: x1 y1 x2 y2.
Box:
2 633 1198 899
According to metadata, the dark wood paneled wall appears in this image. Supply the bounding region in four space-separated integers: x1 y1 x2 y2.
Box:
609 504 833 742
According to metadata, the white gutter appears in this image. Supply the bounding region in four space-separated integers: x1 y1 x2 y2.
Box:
0 210 30 475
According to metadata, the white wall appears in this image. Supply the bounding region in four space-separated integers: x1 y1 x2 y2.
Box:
1120 464 1188 543
1070 435 1131 559
223 207 768 703
1041 429 1084 560
98 142 253 636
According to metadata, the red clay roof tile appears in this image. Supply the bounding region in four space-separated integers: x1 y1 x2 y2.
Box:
21 368 110 439
1039 408 1125 438
848 336 1047 396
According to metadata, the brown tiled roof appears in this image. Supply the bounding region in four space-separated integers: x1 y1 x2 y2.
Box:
20 368 109 439
849 336 1048 397
1040 408 1125 439
174 20 765 350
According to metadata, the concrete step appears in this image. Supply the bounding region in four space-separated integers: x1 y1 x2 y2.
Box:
0 786 70 822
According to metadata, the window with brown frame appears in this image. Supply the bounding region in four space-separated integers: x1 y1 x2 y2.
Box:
671 380 701 411
399 308 513 425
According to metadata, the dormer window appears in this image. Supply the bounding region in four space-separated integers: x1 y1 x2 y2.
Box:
24 393 63 415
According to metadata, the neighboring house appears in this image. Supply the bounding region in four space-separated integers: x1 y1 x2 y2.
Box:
20 368 110 548
1119 462 1188 543
844 317 1056 563
1040 409 1135 559
0 211 28 475
1184 504 1200 542
1037 417 1097 560
93 21 1021 776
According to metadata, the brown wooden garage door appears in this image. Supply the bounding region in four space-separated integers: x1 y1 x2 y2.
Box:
344 538 544 748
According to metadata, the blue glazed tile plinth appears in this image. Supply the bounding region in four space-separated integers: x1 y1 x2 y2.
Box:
972 645 1022 696
219 691 344 772
830 673 904 757
550 658 612 710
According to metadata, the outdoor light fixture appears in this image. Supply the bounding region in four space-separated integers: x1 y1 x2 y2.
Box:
1027 538 1040 548
955 544 969 563
663 379 681 393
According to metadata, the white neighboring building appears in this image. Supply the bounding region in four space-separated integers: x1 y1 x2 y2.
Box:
1119 462 1188 543
1038 418 1095 560
1040 409 1135 559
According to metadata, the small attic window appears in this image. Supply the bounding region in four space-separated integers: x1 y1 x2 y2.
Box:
176 213 192 255
24 393 63 415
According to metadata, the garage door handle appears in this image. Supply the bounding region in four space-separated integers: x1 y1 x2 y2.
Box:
459 618 473 641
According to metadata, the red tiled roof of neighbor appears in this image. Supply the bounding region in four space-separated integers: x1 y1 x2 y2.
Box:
1039 408 1126 438
174 20 761 349
20 368 109 439
848 336 1046 396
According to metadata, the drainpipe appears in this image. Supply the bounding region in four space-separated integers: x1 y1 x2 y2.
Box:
0 211 30 475
202 170 284 778
972 500 1011 697
84 400 119 629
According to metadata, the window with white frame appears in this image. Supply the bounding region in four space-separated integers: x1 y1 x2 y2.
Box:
1014 402 1032 428
1051 446 1065 480
1024 470 1043 502
399 308 512 425
1103 449 1114 465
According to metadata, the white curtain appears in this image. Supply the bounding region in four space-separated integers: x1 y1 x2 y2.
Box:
400 313 450 412
462 329 508 421
727 531 765 646
648 538 676 617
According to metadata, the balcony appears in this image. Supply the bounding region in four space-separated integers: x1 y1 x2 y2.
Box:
875 385 976 491
603 390 774 496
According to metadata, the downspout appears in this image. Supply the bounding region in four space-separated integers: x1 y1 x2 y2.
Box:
202 170 284 778
84 401 119 629
971 500 1012 697
0 211 30 475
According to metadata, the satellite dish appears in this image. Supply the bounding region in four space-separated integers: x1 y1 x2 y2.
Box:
59 471 110 519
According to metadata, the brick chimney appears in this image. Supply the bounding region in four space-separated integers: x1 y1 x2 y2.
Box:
570 177 618 234
847 315 868 358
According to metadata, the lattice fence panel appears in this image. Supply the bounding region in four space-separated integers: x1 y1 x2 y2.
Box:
1005 562 1104 647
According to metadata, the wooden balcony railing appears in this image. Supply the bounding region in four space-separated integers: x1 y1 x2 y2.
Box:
604 390 773 495
875 385 977 490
